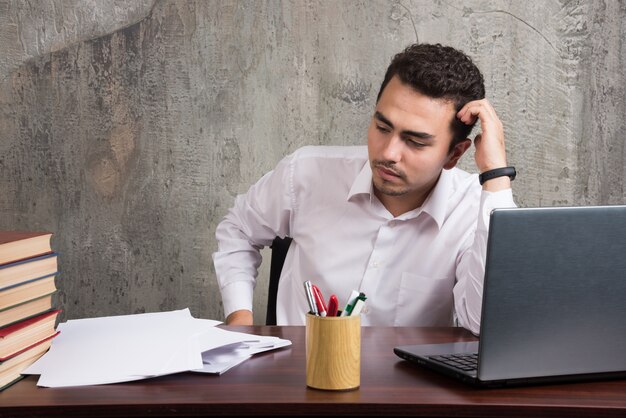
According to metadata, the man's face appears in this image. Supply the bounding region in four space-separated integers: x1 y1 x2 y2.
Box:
367 76 468 214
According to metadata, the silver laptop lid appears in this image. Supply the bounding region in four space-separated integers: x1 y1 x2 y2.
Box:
478 205 626 381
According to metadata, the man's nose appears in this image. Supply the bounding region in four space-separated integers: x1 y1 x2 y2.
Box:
381 135 403 163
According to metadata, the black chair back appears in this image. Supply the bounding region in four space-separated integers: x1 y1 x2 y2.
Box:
266 237 292 325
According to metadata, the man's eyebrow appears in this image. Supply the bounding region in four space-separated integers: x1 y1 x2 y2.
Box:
374 111 394 128
374 111 435 140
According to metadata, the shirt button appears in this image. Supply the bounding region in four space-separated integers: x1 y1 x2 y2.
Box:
389 220 396 227
372 261 379 268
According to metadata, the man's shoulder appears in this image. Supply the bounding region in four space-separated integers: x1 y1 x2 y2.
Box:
448 166 480 190
289 145 368 162
285 146 368 192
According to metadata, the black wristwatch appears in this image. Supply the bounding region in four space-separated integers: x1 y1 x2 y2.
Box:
479 167 516 185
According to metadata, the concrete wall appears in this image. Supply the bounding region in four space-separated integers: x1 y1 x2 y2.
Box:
1 0 624 324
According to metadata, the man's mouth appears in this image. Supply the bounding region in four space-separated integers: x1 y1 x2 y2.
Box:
375 164 403 181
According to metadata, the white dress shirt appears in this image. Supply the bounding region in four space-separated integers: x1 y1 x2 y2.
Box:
213 146 516 334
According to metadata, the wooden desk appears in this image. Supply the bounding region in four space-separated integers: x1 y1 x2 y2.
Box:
1 326 626 417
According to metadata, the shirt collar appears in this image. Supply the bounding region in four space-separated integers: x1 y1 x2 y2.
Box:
348 161 373 199
391 170 451 227
419 168 452 229
347 162 453 229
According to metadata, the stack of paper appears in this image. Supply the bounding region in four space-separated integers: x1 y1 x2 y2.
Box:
194 328 291 375
23 309 291 387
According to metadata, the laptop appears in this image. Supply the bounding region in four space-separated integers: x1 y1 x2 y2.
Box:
394 205 626 387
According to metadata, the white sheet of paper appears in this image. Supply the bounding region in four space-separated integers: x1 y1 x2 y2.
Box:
193 338 292 374
23 309 221 387
195 326 283 352
196 343 252 374
23 308 292 387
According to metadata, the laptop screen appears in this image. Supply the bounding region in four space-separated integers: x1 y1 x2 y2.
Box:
477 205 626 381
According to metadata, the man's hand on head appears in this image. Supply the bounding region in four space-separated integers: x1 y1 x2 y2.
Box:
456 99 511 192
225 309 254 325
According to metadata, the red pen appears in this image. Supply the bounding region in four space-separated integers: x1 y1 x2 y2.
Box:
311 285 327 317
327 294 339 317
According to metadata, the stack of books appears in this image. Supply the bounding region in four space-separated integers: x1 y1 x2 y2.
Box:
0 231 61 391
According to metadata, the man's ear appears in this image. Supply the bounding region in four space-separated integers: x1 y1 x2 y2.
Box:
443 138 471 169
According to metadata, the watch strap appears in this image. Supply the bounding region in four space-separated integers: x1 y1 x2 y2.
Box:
479 166 516 185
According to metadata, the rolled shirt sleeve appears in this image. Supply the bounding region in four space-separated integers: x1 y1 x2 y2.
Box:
212 154 295 318
454 188 516 335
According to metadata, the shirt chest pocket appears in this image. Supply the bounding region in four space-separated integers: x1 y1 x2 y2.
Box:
394 272 455 326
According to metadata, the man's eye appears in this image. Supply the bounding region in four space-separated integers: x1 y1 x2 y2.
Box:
406 139 426 148
376 125 390 133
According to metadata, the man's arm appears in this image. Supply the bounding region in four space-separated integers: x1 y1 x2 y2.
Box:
453 99 516 334
213 155 294 325
457 99 511 192
226 309 254 325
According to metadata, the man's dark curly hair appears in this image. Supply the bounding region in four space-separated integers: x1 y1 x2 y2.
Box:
376 43 485 150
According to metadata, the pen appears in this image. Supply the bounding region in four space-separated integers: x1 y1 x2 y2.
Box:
345 292 366 316
340 290 360 317
327 294 339 317
303 281 318 315
349 293 367 316
311 285 327 317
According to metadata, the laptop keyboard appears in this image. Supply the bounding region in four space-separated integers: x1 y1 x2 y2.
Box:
430 353 478 372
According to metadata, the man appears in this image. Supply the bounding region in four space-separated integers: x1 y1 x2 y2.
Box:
213 43 516 334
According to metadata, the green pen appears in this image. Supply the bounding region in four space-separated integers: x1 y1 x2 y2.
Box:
348 293 367 316
340 290 360 317
350 294 367 316
343 292 367 316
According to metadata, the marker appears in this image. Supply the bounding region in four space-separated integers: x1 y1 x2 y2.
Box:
311 285 327 317
327 294 339 317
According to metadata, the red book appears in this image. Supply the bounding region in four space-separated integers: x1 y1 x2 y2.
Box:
0 231 53 266
0 309 60 361
0 335 56 391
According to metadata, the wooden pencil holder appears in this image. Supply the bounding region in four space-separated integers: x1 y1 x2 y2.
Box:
305 313 361 391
